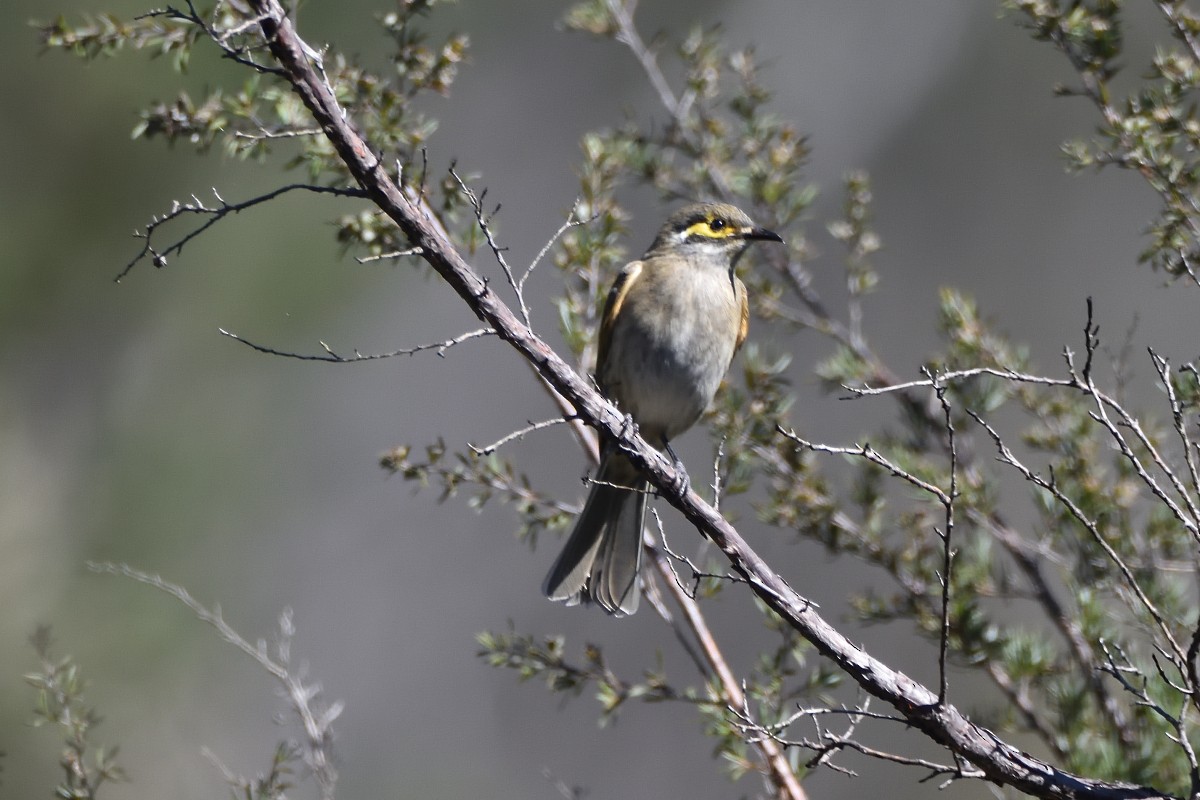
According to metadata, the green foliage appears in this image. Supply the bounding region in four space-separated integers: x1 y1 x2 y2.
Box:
711 344 793 500
827 171 879 299
380 439 573 545
241 742 301 800
25 626 126 800
477 630 691 724
1009 0 1200 278
38 10 203 69
38 2 478 265
553 132 635 364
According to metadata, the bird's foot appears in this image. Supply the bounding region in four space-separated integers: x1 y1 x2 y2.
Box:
663 440 691 497
617 411 638 440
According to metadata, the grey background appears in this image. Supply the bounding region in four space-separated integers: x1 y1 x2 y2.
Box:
2 1 1193 798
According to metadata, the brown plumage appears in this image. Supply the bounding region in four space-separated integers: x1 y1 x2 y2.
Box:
542 202 783 616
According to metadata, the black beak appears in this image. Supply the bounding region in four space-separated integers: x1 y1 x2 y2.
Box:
741 226 784 244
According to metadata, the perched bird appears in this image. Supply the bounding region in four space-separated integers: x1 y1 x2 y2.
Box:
542 202 784 616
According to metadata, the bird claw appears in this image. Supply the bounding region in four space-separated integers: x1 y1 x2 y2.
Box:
663 441 691 497
618 412 638 439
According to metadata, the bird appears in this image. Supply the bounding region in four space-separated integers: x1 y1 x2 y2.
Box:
542 201 784 616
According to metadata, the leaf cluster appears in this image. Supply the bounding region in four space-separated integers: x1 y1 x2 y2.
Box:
25 626 126 800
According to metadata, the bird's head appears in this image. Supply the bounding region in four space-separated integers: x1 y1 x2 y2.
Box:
648 201 783 264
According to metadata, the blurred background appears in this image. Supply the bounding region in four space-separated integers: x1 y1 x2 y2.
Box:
2 1 1195 798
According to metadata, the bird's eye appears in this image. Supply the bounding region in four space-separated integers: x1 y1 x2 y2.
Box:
710 218 727 232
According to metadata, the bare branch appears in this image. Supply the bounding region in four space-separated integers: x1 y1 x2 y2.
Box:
120 183 366 281
218 326 494 362
519 201 593 300
469 418 568 456
1082 371 1200 539
1099 640 1200 795
969 411 1189 672
87 562 338 800
931 376 958 705
448 166 527 327
731 700 986 786
845 366 1074 398
711 437 726 513
850 355 1200 539
142 2 286 76
645 532 809 800
1154 352 1200 526
973 510 1133 748
777 426 951 505
233 125 323 142
817 736 985 786
654 508 747 594
355 247 424 264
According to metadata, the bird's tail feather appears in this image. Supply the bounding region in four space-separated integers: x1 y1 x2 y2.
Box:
542 452 646 616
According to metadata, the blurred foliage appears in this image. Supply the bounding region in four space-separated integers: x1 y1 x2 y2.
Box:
380 438 574 546
476 629 690 725
25 626 126 799
37 1 478 269
1008 0 1200 278
32 0 1200 797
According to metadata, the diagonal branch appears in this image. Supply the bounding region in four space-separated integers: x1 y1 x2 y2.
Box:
646 539 809 800
242 2 1176 796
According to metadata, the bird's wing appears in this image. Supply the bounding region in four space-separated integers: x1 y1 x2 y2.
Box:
597 260 644 375
734 278 749 355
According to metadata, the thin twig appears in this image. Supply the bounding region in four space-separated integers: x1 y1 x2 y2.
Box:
519 201 593 301
655 509 746 594
233 125 323 141
355 247 424 264
469 418 567 456
931 375 957 704
969 411 1188 671
647 535 809 800
769 704 908 732
845 366 1074 398
1099 640 1200 795
730 700 985 786
1154 351 1200 531
87 562 339 800
141 2 285 76
448 166 528 327
777 426 951 505
849 356 1200 538
711 437 726 513
119 183 366 281
1079 361 1199 538
218 326 493 362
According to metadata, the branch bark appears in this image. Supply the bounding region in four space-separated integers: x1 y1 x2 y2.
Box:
245 2 1174 797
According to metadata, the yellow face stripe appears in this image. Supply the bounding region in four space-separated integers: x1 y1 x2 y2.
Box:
682 219 739 240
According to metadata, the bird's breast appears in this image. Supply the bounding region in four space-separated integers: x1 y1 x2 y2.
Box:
601 264 743 443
